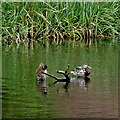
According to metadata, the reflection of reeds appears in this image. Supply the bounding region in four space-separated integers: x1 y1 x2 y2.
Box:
2 2 119 45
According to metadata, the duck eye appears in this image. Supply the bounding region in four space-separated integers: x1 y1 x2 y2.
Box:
43 65 47 70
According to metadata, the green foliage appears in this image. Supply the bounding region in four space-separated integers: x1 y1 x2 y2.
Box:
2 2 119 44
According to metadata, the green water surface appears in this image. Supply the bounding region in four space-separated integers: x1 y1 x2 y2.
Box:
2 39 118 119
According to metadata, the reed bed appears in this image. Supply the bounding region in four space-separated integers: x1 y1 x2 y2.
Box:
2 2 119 45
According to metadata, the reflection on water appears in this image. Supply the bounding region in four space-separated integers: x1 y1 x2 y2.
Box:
36 80 48 96
71 77 90 91
49 76 90 97
2 40 118 119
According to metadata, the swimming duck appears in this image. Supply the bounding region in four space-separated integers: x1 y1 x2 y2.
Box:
36 63 47 80
71 63 91 77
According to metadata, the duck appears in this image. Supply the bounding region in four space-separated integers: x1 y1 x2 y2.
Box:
36 63 47 80
71 63 92 78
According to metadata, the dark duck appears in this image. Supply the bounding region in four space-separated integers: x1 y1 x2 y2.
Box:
71 63 92 77
36 63 47 80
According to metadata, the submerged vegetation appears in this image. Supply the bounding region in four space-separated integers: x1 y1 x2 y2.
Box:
2 2 119 45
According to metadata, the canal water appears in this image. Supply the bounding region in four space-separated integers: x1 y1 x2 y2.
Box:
2 39 118 119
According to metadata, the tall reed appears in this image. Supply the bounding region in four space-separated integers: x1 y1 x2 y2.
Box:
2 2 119 45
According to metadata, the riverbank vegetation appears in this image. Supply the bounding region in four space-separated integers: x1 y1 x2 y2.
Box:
2 2 119 45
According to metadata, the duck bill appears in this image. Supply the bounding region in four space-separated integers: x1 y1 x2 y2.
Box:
88 66 92 69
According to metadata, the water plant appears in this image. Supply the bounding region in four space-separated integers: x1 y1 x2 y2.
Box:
2 1 119 45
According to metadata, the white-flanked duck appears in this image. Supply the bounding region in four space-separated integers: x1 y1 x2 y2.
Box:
71 63 92 77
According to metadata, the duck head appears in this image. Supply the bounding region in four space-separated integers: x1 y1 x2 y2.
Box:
82 63 92 69
39 63 47 71
82 63 92 76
